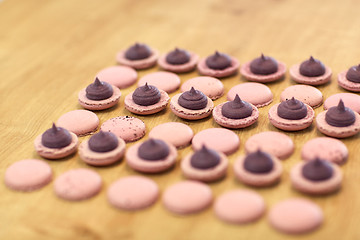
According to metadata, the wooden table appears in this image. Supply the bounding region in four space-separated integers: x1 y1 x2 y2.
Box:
1 0 359 239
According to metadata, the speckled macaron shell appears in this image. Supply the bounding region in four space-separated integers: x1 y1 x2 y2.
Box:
56 110 99 136
79 136 126 166
180 76 224 100
78 84 121 110
148 122 194 149
290 162 342 195
34 132 78 159
227 83 273 108
181 151 228 182
126 141 177 173
54 168 102 201
124 89 170 115
268 198 323 234
245 131 294 160
337 70 360 92
192 128 240 155
240 60 287 83
197 56 240 78
280 85 323 108
138 71 181 93
5 159 52 191
116 48 159 70
170 93 214 120
301 137 348 165
323 93 360 114
214 190 265 224
289 63 332 85
316 110 360 138
101 116 146 142
163 180 213 214
107 176 159 211
212 102 259 129
96 66 138 89
234 154 283 187
268 103 315 131
158 52 199 73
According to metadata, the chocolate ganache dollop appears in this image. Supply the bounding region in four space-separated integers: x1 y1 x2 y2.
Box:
221 94 252 119
138 139 170 161
41 123 72 148
325 99 356 127
178 87 208 110
88 131 118 153
205 51 232 70
125 43 152 60
243 150 274 174
302 158 333 181
86 78 113 100
277 97 307 120
250 54 278 75
299 56 326 77
190 145 221 169
346 64 360 83
166 48 190 65
132 83 161 106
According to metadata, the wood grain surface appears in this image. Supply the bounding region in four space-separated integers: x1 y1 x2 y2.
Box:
1 0 360 239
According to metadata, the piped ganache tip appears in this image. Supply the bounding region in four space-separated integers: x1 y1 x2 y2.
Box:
205 51 232 70
346 64 360 83
302 158 333 181
243 150 274 174
325 99 356 127
166 48 190 65
125 43 152 60
86 78 113 100
221 94 253 119
41 123 72 148
88 131 118 153
277 97 307 120
299 56 326 77
250 54 278 75
178 87 208 110
190 145 221 169
138 139 170 161
132 83 161 106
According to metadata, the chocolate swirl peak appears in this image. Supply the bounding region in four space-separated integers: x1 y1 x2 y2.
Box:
221 94 253 119
277 97 307 120
125 43 152 60
325 99 356 127
138 139 170 161
132 83 161 106
88 131 118 153
346 64 360 83
205 51 232 70
190 145 221 169
41 123 72 148
166 48 191 65
250 54 278 75
86 78 113 100
243 150 274 174
178 87 208 110
302 158 333 181
299 56 326 77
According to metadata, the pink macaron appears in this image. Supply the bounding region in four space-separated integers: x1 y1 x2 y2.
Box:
56 109 99 136
197 51 240 78
116 43 159 70
96 66 137 89
280 84 323 108
180 76 224 100
158 48 199 73
324 93 360 114
138 71 181 93
337 65 360 92
101 116 146 142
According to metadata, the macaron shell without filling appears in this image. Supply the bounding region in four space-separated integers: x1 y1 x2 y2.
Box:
56 110 99 136
101 116 146 142
323 92 360 114
181 76 224 100
280 84 323 108
138 71 181 93
96 66 138 89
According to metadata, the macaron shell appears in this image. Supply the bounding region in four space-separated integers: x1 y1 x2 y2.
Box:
116 48 159 70
289 63 332 85
78 85 121 111
124 89 169 115
280 84 323 108
337 70 360 92
240 60 287 83
181 76 224 100
34 132 78 159
323 92 360 114
138 71 181 93
197 57 240 78
56 110 99 136
96 66 138 89
170 93 214 120
158 52 199 73
316 111 360 138
101 116 146 142
5 159 52 191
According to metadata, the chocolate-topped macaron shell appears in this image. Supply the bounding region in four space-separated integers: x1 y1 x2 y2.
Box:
221 95 253 120
299 57 326 77
280 85 323 109
158 50 199 73
240 59 286 83
337 70 360 92
197 53 240 78
205 51 232 70
181 76 224 100
116 45 159 70
170 93 214 120
302 159 333 181
345 65 360 83
125 89 170 115
277 97 308 120
85 78 114 101
132 83 161 106
41 124 72 149
125 43 152 60
249 54 278 75
178 87 208 110
78 84 121 110
243 150 274 174
324 93 360 114
290 62 332 86
325 100 356 127
165 48 191 65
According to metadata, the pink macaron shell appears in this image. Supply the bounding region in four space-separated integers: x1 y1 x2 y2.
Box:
234 155 283 187
96 66 137 89
240 60 287 83
280 85 323 108
316 111 360 138
56 110 99 136
79 136 126 166
181 151 228 182
124 89 169 115
181 76 224 100
158 52 199 73
101 116 146 143
214 190 265 224
212 102 259 129
323 92 360 114
301 137 348 165
290 162 342 195
116 48 159 70
163 180 213 214
269 198 323 234
170 93 214 120
289 64 332 86
107 176 159 211
192 128 240 155
148 122 194 149
5 159 52 192
138 71 181 93
245 131 294 160
126 141 177 173
78 85 121 111
54 168 102 201
337 70 360 92
268 103 315 131
34 132 78 159
197 56 240 78
227 83 273 108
